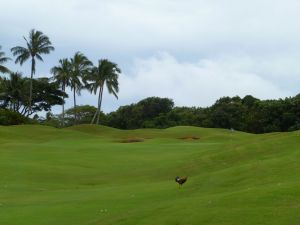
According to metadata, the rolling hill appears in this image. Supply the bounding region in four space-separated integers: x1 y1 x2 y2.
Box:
0 125 299 225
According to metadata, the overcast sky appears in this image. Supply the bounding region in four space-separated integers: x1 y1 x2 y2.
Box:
1 0 300 114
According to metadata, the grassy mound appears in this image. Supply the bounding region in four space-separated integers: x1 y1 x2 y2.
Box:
0 125 299 225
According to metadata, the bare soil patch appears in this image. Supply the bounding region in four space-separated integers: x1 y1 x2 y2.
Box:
119 137 145 143
178 136 200 141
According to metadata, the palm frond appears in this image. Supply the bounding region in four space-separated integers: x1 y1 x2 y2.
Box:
35 54 44 62
0 65 11 74
0 56 11 64
51 58 72 88
68 52 92 96
12 29 54 68
11 46 30 65
0 46 11 65
85 59 121 101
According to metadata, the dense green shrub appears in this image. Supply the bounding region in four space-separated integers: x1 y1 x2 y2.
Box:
105 95 300 133
0 109 31 125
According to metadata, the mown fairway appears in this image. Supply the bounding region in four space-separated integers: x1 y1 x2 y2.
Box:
0 125 299 225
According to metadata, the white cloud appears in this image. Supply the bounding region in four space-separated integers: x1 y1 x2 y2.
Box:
116 52 292 109
58 52 295 114
2 0 300 52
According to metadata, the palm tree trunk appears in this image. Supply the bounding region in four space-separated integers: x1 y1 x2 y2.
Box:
29 74 33 111
73 87 77 124
91 88 101 124
28 57 35 116
96 86 104 125
62 85 65 127
91 110 97 124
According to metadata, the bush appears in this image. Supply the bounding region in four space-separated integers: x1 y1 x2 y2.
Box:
0 109 31 125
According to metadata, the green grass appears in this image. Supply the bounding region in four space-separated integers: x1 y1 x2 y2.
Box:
0 125 299 225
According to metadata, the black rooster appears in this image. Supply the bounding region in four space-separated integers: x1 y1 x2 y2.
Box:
175 176 188 187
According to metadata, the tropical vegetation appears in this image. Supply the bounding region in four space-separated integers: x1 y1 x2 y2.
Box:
1 29 121 125
1 29 300 134
0 72 65 116
85 59 121 125
11 29 54 112
51 58 71 126
0 45 11 74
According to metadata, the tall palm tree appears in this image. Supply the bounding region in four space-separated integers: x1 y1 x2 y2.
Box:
51 58 71 126
11 29 54 112
69 52 92 123
85 59 121 125
0 46 11 74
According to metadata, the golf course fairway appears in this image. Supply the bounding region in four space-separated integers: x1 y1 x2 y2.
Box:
0 125 299 225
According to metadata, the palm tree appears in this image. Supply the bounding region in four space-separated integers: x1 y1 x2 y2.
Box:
11 29 54 113
0 46 11 74
85 59 121 125
69 52 92 123
51 59 71 126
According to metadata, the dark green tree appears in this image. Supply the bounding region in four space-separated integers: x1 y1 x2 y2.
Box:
209 96 246 130
107 97 174 129
0 72 26 110
0 74 66 116
63 105 104 126
28 77 66 116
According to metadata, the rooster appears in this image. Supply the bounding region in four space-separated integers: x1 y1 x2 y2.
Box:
175 176 188 187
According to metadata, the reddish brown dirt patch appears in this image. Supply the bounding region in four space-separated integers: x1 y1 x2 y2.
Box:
178 136 200 141
120 137 145 143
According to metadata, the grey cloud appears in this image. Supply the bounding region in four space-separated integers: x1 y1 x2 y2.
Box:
1 0 300 113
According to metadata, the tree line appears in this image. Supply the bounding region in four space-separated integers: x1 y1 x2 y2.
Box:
1 29 300 133
41 95 300 134
0 29 121 125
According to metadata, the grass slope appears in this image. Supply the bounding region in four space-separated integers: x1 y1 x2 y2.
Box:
0 125 299 225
